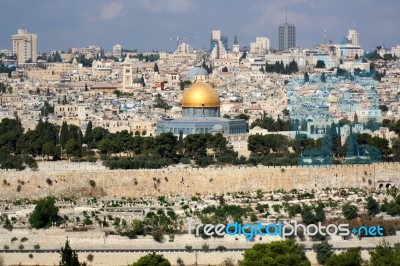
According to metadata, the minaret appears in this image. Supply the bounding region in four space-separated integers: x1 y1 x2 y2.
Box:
232 35 240 53
122 55 133 92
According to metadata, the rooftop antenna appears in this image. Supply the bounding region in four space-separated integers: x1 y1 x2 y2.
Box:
285 8 288 23
353 18 356 29
324 23 327 45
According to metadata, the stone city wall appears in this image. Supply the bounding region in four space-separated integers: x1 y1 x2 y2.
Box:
0 163 398 200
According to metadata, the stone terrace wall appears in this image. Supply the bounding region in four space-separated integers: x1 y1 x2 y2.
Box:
0 163 399 200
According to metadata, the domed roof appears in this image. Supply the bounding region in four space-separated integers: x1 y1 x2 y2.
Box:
211 124 224 133
386 110 394 118
186 66 208 80
182 82 220 108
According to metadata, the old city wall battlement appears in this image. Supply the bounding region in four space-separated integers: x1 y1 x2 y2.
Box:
0 163 399 200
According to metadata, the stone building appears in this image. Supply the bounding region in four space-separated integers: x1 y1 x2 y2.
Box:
156 81 247 136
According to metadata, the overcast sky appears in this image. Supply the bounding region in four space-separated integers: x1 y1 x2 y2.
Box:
1 0 399 53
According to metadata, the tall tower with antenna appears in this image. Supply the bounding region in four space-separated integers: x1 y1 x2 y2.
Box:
347 20 360 46
278 9 296 51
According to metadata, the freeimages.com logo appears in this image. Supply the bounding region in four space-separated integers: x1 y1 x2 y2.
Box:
188 219 384 240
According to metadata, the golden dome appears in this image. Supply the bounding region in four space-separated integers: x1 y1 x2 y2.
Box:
181 82 220 108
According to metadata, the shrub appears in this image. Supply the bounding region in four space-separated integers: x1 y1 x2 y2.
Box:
201 243 209 251
342 203 358 220
313 241 333 265
132 253 171 266
177 257 185 266
3 216 12 231
46 178 53 185
33 244 40 250
152 230 164 242
89 180 96 187
87 254 94 262
216 245 226 251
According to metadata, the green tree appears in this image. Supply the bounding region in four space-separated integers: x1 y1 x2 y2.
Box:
184 134 210 160
239 240 310 266
315 60 326 68
0 118 23 153
84 121 93 144
42 142 55 160
154 132 178 159
65 139 80 158
210 133 227 154
392 137 400 162
312 241 333 265
287 60 299 73
304 72 310 82
366 196 380 216
113 90 122 98
141 76 145 87
321 73 327 83
324 247 362 266
153 63 159 73
153 94 172 110
369 240 400 266
132 253 171 266
89 127 109 149
314 203 326 222
60 121 68 150
379 105 389 112
16 130 41 156
59 240 86 266
287 204 302 218
29 197 60 229
368 136 390 160
301 205 316 225
342 203 358 220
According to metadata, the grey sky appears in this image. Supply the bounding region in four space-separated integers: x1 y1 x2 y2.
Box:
1 0 399 53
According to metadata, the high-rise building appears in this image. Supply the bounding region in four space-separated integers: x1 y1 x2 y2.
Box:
278 11 296 51
278 23 296 51
210 30 228 59
347 28 359 46
12 28 37 64
113 44 123 59
250 37 270 55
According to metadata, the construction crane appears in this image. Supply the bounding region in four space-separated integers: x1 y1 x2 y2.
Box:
169 36 200 48
169 36 186 48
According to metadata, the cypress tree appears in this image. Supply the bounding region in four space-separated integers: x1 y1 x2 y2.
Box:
84 121 93 144
59 240 83 266
153 63 159 73
60 121 68 149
